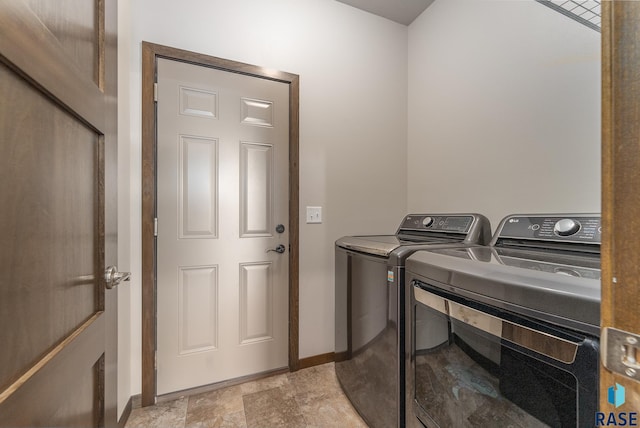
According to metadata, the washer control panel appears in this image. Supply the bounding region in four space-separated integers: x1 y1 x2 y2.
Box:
399 214 474 233
497 215 601 244
497 254 601 279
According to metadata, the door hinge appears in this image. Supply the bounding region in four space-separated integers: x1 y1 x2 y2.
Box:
154 351 157 370
602 327 640 382
153 82 158 102
154 217 158 237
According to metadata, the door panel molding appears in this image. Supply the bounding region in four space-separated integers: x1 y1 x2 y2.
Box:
0 1 106 131
178 135 219 239
0 314 105 426
239 141 274 237
141 41 299 406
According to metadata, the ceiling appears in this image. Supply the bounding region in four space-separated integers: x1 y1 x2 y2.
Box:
335 0 436 26
335 0 601 31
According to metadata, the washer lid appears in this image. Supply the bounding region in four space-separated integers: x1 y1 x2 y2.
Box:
335 213 492 257
336 234 463 257
406 247 601 335
335 235 404 257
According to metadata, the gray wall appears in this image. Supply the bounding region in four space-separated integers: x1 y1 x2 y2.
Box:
407 0 601 229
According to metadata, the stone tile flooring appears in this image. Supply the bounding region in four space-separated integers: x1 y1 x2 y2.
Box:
125 363 368 428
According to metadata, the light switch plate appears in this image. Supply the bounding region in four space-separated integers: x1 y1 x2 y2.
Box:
306 206 322 224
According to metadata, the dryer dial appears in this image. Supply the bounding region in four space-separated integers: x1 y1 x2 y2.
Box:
554 219 581 236
422 217 434 227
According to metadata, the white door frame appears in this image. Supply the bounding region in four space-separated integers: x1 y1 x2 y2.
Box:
140 42 300 405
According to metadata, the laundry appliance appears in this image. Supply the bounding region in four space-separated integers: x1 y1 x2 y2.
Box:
335 214 491 428
405 214 601 427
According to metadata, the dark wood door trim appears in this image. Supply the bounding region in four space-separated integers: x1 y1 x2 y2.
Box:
141 41 300 406
600 1 640 411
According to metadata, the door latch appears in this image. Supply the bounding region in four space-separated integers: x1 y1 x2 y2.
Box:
602 327 640 382
104 266 131 289
266 244 286 254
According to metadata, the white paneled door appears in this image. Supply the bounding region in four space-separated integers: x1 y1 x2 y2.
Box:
156 58 289 395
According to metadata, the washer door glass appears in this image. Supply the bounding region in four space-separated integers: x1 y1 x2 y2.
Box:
411 283 596 428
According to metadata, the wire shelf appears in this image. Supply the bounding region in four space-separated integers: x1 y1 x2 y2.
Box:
536 0 601 32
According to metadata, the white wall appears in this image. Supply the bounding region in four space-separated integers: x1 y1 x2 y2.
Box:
407 0 601 229
117 0 132 418
121 0 408 401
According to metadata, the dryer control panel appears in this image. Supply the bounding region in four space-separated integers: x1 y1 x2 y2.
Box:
399 214 474 233
495 214 601 245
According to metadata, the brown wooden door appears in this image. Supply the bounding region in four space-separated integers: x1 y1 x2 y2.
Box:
601 0 640 415
0 1 118 427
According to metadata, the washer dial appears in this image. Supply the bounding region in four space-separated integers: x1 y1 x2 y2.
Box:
554 218 581 236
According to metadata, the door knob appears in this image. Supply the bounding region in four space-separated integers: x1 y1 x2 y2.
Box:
266 244 286 254
105 266 131 289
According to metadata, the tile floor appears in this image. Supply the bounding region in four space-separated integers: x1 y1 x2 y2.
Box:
125 363 368 428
